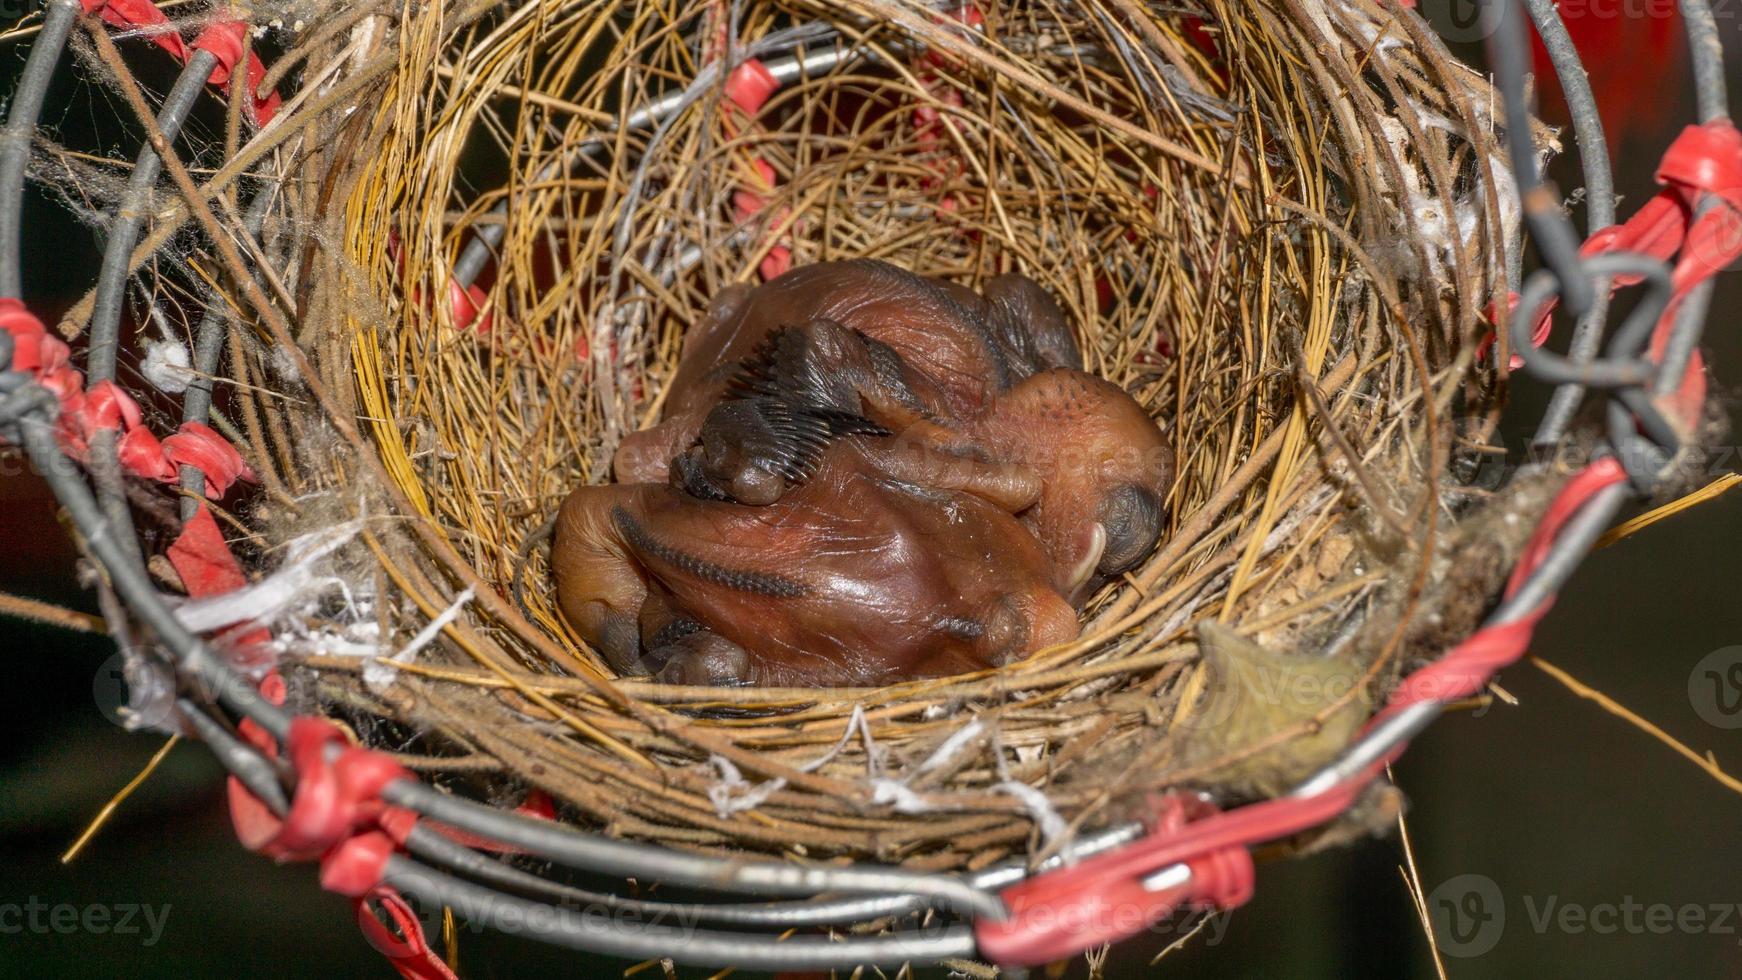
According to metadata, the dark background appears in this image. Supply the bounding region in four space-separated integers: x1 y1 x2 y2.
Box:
2 5 1739 978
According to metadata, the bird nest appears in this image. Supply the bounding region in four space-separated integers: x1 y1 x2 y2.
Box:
91 0 1552 866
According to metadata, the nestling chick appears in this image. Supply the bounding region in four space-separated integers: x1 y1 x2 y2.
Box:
614 260 1175 601
554 438 1078 686
557 260 1171 685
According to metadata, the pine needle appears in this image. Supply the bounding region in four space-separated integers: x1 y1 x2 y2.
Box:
1529 656 1742 797
0 590 103 633
1391 766 1449 980
61 736 180 864
1596 474 1742 549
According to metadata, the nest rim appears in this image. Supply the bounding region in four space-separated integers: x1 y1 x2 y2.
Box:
220 0 1536 863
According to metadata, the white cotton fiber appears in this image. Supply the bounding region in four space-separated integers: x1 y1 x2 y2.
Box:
142 338 194 394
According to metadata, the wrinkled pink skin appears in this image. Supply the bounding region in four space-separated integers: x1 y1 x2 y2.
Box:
615 260 1174 600
615 261 1071 474
554 440 1079 686
555 260 1171 686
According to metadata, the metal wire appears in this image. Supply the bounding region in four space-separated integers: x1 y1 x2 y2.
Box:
451 39 859 288
1682 0 1729 123
399 826 899 928
379 777 1007 920
0 0 78 299
1525 0 1617 446
403 825 935 928
398 806 1146 931
177 186 277 515
0 0 1730 970
1488 0 1595 317
1508 254 1670 389
15 413 294 737
368 738 1135 933
84 51 221 574
178 696 290 815
378 854 981 969
88 51 219 384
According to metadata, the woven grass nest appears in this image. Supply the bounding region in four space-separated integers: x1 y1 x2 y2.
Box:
173 0 1557 866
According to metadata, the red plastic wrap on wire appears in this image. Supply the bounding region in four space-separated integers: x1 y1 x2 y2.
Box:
0 301 257 498
982 112 1740 967
164 421 256 497
80 0 280 125
388 232 495 335
724 58 779 114
976 457 1603 965
723 57 792 280
230 716 412 871
0 298 78 391
166 503 249 597
71 380 172 481
1489 119 1742 404
354 890 460 980
165 503 275 671
411 277 492 334
191 20 283 126
63 380 257 498
976 792 1255 966
224 685 456 980
80 0 186 61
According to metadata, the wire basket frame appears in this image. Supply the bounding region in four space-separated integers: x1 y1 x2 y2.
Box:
0 0 1732 971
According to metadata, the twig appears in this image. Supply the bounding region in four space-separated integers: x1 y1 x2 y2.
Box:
0 589 103 633
61 736 180 863
1530 655 1742 797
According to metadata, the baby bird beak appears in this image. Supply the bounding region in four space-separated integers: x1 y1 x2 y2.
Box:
1061 485 1164 601
1064 523 1107 599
